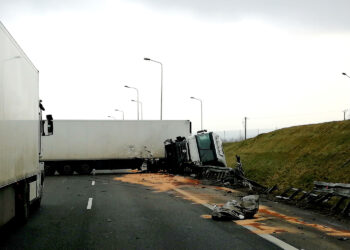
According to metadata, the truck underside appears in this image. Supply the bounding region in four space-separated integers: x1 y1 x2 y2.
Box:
0 172 44 227
44 158 146 175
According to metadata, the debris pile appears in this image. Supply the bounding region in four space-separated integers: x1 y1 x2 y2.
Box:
211 195 259 220
201 155 267 192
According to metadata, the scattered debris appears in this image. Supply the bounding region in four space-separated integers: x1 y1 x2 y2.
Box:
200 155 267 192
273 181 350 217
212 195 259 220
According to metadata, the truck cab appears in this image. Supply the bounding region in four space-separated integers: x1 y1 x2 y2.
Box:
188 131 227 167
164 131 227 172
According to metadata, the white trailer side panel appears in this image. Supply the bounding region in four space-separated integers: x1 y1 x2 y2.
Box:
0 22 39 188
41 120 191 161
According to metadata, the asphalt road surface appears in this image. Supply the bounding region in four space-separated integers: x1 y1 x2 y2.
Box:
1 173 282 250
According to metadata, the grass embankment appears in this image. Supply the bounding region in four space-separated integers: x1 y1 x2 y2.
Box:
224 120 350 190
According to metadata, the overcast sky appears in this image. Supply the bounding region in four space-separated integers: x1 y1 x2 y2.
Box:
1 0 350 133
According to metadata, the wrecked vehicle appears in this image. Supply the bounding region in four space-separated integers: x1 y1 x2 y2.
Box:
164 132 266 190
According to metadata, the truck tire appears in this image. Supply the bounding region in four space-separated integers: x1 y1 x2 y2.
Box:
57 164 74 175
31 197 42 211
76 164 92 175
44 165 56 176
15 182 29 224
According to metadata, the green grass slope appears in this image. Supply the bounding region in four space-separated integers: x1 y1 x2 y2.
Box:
223 120 350 190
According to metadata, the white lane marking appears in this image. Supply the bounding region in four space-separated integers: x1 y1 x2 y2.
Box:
243 226 298 250
171 187 298 250
92 181 95 186
87 198 93 210
173 187 214 210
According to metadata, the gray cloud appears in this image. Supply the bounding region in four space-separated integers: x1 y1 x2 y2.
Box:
0 0 98 13
131 0 350 31
1 0 349 32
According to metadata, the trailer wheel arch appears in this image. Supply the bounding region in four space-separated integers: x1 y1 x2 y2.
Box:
57 164 74 175
15 181 30 224
75 163 92 175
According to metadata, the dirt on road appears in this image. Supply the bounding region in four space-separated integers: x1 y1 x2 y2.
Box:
114 172 350 250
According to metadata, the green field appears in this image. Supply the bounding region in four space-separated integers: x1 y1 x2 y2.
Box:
223 120 350 190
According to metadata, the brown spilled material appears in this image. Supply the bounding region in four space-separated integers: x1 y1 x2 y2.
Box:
114 173 350 237
201 214 212 219
236 205 350 237
114 173 200 192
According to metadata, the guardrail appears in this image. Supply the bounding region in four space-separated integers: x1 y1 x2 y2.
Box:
270 181 350 217
313 181 350 198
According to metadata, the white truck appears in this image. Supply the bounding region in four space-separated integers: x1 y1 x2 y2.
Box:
164 130 227 173
0 22 53 227
41 120 192 175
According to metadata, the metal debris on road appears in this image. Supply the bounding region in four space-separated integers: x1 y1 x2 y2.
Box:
211 195 259 220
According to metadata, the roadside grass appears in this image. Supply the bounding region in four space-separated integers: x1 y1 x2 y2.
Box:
223 120 350 190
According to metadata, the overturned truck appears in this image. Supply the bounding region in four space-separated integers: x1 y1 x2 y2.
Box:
164 131 266 191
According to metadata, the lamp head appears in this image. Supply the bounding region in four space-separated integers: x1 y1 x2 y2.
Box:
144 58 150 61
342 72 347 76
124 85 129 88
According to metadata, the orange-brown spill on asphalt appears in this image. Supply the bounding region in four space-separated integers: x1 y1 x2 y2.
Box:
114 173 199 192
214 186 239 193
235 213 296 235
114 173 350 237
200 214 212 219
252 205 350 237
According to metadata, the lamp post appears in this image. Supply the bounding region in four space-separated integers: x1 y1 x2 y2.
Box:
342 73 350 120
342 72 350 79
114 109 124 120
124 85 139 120
190 96 203 130
144 57 163 120
131 100 143 120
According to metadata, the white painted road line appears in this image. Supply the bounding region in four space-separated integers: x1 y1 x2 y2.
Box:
243 226 298 250
171 187 298 250
92 181 95 186
87 198 93 210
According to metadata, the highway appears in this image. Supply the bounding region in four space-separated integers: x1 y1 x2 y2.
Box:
0 173 281 250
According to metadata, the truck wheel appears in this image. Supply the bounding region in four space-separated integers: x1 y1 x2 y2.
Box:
31 197 42 211
57 164 73 175
44 165 56 176
15 182 29 224
76 164 92 175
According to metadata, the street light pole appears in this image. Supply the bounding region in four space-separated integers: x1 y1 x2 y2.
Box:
190 96 203 130
342 72 350 79
144 57 163 120
131 100 143 120
114 109 124 120
342 73 350 120
124 85 139 120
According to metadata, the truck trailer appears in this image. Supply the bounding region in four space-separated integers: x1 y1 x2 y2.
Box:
41 120 192 175
0 22 52 227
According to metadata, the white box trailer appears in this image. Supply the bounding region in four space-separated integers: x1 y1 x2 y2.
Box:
0 22 46 227
41 120 192 175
